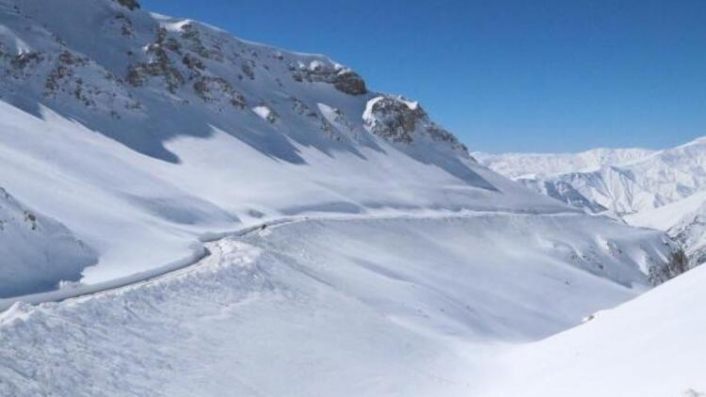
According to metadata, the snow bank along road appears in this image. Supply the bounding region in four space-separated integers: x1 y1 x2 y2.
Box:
0 208 658 312
0 217 300 312
0 211 690 396
0 209 569 311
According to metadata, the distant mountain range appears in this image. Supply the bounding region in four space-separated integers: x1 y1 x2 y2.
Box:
477 136 706 265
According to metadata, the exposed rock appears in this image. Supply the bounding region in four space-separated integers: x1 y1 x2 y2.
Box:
116 0 140 11
179 23 224 61
126 28 184 92
10 51 43 71
112 13 134 37
363 95 468 154
291 60 367 95
649 248 690 285
241 60 255 80
193 76 245 108
332 69 367 95
291 97 319 118
363 96 422 144
182 53 205 72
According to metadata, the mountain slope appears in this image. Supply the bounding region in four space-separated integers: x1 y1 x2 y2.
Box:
0 215 681 396
474 148 655 179
486 261 706 397
479 137 706 266
0 0 577 294
0 187 96 297
480 137 706 216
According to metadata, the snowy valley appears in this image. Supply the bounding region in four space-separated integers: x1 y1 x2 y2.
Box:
0 0 703 396
477 137 706 268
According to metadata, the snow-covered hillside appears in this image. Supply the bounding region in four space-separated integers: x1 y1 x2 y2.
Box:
479 137 706 216
0 187 96 297
0 215 683 396
485 259 706 397
479 137 706 266
0 0 578 295
474 147 655 179
627 190 706 266
0 0 697 395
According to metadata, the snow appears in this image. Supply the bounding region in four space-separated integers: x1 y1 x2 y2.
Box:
0 0 573 297
480 137 706 217
0 214 678 396
0 1 698 394
0 187 96 297
474 147 655 179
485 264 706 397
480 136 706 264
251 105 274 122
625 189 706 231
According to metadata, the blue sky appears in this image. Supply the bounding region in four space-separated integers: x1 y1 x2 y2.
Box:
141 0 706 153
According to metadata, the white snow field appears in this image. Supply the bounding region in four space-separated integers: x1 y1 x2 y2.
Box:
0 0 699 395
0 187 96 297
0 214 687 396
485 263 706 397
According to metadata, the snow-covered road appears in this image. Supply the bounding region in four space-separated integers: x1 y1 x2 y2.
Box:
1 209 560 311
0 213 674 396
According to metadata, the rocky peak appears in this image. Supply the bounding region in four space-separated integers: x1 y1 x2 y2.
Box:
363 95 468 155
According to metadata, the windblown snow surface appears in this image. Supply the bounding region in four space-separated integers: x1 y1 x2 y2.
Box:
0 214 691 396
0 0 700 395
0 187 96 297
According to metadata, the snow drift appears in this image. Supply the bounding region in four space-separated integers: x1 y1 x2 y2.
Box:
0 215 682 396
0 187 96 297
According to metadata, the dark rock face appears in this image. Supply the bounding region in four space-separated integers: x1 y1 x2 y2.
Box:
332 70 367 95
649 248 691 285
291 62 367 96
363 96 468 155
364 97 424 144
126 28 185 92
116 0 140 11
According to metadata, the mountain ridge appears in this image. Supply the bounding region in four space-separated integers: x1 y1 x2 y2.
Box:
478 135 706 266
0 0 580 294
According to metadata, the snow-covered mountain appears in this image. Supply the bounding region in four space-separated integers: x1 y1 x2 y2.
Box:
479 138 706 216
0 0 579 291
474 147 655 179
478 137 706 266
0 0 697 395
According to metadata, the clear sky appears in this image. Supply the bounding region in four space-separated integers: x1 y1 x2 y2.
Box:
141 0 706 153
